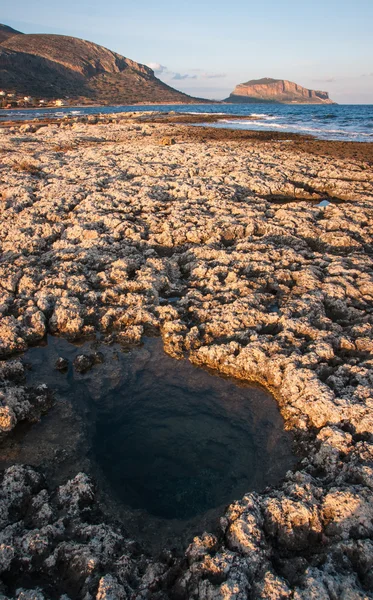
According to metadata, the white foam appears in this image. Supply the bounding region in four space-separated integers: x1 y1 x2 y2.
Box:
221 119 373 139
249 114 278 120
220 119 284 127
185 111 226 116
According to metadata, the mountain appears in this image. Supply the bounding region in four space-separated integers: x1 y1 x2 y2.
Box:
0 25 206 105
0 24 22 43
226 78 335 104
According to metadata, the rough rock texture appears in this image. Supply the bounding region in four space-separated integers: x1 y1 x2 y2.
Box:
0 466 173 599
0 359 52 434
227 77 334 104
0 114 372 598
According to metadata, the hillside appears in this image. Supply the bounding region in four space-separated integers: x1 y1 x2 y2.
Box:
0 24 22 43
226 77 335 104
0 26 206 105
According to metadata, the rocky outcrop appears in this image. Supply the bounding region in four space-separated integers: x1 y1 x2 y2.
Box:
0 26 206 104
0 360 52 434
227 77 335 104
0 466 165 599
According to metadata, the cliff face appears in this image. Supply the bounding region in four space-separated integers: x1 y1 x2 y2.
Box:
0 26 206 105
227 78 335 104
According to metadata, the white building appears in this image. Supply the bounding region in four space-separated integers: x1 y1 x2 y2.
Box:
55 99 66 107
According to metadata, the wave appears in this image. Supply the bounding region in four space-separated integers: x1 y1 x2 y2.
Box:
185 111 226 116
215 117 373 141
221 118 280 126
249 113 278 120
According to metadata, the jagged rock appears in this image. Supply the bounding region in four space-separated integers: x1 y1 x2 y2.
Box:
159 137 176 146
55 357 69 371
73 354 95 373
0 384 52 434
96 575 127 600
49 297 85 338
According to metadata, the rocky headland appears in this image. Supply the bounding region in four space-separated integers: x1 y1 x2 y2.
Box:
227 78 335 104
0 114 372 599
0 24 206 105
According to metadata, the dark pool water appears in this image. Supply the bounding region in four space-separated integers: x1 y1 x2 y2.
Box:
1 336 295 550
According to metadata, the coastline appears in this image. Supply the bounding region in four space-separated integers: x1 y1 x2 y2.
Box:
2 104 372 144
0 100 220 113
2 110 373 159
0 98 342 112
0 113 373 599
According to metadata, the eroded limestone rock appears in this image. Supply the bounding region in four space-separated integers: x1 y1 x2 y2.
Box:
0 115 372 598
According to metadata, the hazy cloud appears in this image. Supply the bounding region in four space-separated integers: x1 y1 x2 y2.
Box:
148 63 224 81
147 62 168 74
201 72 227 79
312 77 336 83
172 73 197 80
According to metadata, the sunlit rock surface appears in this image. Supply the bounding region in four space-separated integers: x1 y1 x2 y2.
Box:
0 114 372 598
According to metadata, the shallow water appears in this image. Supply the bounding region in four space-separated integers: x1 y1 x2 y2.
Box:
1 336 296 552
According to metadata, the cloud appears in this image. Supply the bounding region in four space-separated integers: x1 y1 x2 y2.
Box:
312 77 336 83
172 73 197 80
201 72 227 79
147 62 168 74
147 62 225 82
148 62 198 80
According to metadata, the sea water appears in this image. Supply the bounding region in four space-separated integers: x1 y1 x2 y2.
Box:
1 103 372 142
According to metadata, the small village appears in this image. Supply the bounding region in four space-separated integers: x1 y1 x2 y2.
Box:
0 90 67 109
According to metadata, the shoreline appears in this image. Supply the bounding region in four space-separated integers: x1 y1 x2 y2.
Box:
1 108 373 148
0 114 373 599
2 111 372 162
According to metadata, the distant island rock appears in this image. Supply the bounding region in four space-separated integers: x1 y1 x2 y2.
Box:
0 24 207 105
226 77 335 104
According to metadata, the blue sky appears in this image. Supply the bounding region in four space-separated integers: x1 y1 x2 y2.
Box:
3 0 373 103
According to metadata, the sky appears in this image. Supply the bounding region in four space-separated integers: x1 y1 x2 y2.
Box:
3 0 373 103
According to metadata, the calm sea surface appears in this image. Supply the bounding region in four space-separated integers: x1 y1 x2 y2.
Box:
1 103 372 142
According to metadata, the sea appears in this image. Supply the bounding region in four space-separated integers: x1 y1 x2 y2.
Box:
1 103 372 143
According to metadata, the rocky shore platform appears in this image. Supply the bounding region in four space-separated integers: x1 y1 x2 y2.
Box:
0 113 373 599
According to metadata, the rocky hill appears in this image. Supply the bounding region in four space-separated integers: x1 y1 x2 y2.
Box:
0 25 205 105
0 24 22 43
227 77 335 104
